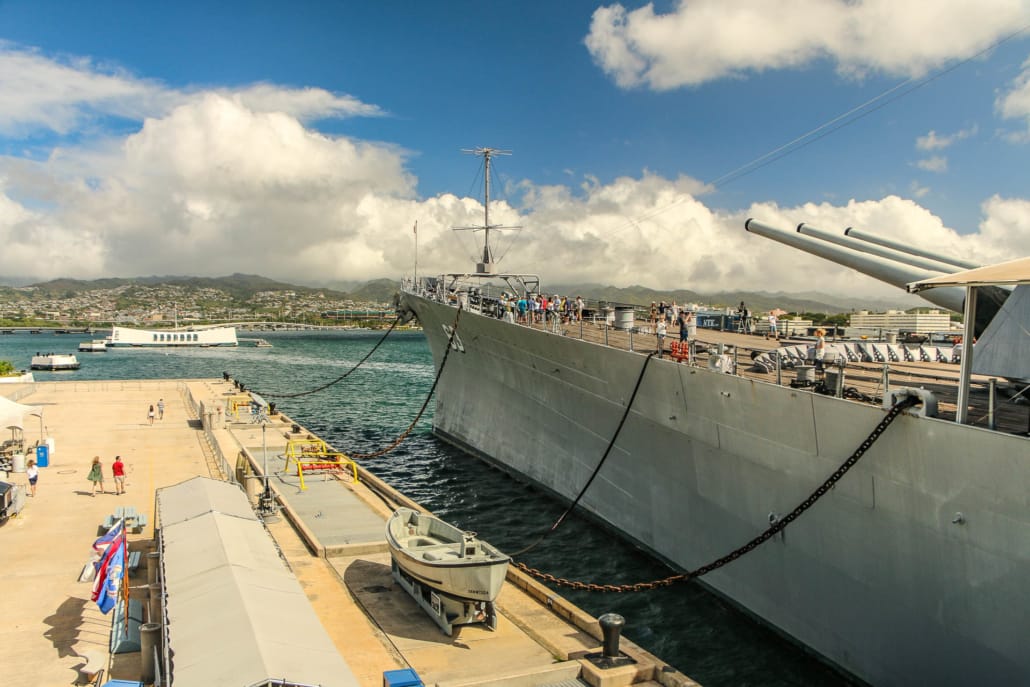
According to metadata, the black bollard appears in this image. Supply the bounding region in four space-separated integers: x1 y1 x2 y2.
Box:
585 612 635 668
599 613 625 658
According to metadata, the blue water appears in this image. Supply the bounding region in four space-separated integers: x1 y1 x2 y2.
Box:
3 330 852 687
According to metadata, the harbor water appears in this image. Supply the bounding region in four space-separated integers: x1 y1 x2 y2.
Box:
2 330 852 686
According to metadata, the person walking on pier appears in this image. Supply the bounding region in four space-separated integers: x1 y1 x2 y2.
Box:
158 398 165 420
26 458 38 497
112 455 126 495
656 318 667 358
87 456 105 496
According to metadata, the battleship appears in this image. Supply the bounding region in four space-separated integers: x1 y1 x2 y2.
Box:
396 149 1029 687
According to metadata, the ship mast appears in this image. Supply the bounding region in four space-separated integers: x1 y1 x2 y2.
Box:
455 147 518 275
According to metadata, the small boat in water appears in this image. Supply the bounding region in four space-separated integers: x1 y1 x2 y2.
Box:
30 353 80 370
78 340 108 352
385 507 509 602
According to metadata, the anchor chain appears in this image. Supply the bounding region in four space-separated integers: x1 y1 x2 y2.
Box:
513 394 919 592
257 315 402 399
348 305 464 459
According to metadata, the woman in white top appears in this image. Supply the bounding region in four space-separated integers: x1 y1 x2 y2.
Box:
26 458 38 497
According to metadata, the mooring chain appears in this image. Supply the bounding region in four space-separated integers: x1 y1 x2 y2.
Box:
509 353 657 558
348 305 464 460
513 394 919 592
256 316 403 399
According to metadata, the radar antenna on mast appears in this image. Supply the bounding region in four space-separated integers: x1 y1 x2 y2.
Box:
454 147 521 275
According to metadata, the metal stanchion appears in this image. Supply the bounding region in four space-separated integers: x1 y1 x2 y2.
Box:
141 622 162 684
988 378 997 430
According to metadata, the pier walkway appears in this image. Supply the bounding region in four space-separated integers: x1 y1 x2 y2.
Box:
1 379 699 687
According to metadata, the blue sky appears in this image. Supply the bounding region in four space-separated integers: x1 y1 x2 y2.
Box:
1 1 1029 300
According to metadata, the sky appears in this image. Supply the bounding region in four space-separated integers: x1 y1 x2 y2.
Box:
1 0 1030 302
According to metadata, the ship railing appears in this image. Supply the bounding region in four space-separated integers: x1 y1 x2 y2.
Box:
495 310 1022 433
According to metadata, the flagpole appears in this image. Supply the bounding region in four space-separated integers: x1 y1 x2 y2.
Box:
122 523 130 632
413 220 419 286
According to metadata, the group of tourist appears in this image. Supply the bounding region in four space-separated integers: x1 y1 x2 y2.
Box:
499 293 585 325
86 455 127 496
648 301 698 346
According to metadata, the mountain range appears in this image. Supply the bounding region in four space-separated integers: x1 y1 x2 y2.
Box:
4 273 924 313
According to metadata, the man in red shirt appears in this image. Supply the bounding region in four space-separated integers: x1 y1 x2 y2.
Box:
112 455 126 495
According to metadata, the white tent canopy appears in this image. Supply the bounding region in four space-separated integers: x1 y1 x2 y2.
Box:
908 256 1030 291
0 395 41 431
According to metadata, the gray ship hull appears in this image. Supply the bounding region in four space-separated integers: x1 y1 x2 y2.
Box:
401 291 1030 687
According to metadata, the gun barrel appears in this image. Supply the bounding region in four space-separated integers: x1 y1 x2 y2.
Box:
745 218 966 311
844 227 979 270
797 223 962 273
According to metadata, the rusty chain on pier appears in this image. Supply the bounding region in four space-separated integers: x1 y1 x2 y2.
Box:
513 394 919 592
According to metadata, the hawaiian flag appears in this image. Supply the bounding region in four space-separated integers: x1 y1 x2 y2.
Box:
95 539 125 614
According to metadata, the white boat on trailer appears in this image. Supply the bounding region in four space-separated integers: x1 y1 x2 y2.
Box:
385 507 509 635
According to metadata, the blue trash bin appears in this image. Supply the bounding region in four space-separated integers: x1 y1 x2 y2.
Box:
36 444 49 468
383 669 423 687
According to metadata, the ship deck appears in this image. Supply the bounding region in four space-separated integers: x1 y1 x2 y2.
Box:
520 316 1029 437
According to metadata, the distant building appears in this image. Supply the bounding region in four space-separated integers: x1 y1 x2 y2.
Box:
849 309 952 334
752 317 812 336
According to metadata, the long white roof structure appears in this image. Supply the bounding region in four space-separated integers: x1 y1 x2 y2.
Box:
156 477 358 687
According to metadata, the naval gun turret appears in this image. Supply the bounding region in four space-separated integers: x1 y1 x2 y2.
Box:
744 219 1010 336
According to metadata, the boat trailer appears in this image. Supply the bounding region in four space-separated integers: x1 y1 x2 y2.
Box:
390 558 498 636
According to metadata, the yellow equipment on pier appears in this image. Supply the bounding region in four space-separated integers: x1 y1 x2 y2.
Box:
284 438 358 490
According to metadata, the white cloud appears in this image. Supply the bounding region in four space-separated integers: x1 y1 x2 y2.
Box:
977 195 1030 257
0 93 413 281
996 55 1030 140
909 181 930 198
0 43 381 138
0 43 1023 305
916 125 978 151
2 100 1019 306
585 0 1030 90
915 156 948 173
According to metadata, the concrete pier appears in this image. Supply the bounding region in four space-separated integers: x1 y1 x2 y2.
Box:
0 379 700 687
